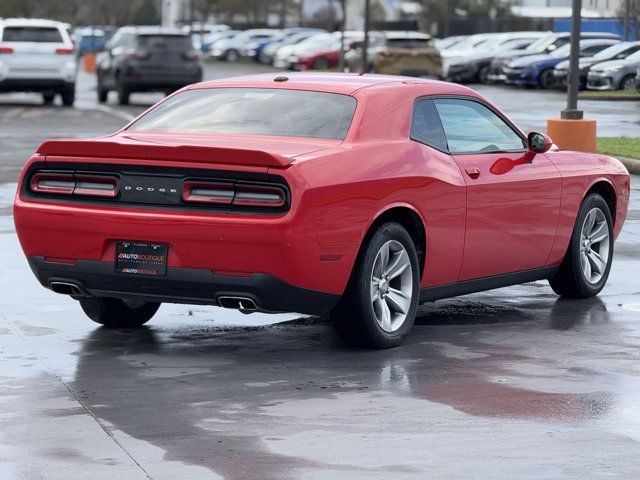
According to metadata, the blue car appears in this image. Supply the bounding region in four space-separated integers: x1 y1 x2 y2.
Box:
251 28 325 62
504 38 619 88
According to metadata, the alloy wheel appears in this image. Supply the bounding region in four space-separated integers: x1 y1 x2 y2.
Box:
579 207 610 284
370 240 413 333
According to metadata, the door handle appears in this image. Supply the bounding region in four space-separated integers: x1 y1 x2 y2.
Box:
465 167 480 179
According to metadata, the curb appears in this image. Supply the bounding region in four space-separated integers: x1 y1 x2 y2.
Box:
616 156 640 175
578 94 640 101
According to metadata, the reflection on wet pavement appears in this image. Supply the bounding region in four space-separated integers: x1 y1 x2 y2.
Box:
0 178 639 479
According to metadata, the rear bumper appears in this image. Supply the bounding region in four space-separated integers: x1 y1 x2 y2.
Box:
14 159 358 304
0 78 74 93
122 67 202 91
28 256 339 315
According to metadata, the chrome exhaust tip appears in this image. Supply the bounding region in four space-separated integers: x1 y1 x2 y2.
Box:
218 296 257 314
49 281 83 296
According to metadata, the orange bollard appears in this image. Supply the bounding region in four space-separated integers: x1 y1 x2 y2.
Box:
83 52 97 73
546 117 597 153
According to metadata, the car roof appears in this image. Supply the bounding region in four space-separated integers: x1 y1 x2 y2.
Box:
580 38 619 46
553 31 620 39
0 18 68 28
380 30 432 40
117 26 186 36
191 72 477 96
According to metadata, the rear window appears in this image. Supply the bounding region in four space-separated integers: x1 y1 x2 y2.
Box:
136 34 193 51
128 88 357 140
2 27 63 43
387 38 432 49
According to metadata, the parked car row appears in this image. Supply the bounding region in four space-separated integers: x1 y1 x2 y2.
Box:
440 30 640 91
209 27 442 77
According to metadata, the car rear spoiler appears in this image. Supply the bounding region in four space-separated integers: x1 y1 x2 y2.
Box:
36 138 294 168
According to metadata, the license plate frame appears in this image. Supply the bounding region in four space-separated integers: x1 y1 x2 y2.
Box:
115 241 168 277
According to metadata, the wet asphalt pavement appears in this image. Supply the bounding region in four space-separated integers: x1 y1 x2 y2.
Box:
1 62 640 479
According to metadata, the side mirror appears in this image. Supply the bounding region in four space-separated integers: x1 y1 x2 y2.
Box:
546 44 557 52
528 132 552 154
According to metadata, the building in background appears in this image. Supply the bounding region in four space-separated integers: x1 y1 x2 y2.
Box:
511 0 622 17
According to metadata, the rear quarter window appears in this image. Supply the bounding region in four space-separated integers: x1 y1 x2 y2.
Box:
2 27 63 43
128 88 357 140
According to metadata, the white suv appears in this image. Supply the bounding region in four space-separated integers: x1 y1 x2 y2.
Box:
0 18 76 105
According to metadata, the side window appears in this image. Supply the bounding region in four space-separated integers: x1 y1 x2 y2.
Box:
582 44 608 56
434 98 525 154
410 98 448 152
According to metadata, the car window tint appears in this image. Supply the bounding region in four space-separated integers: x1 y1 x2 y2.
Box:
2 27 63 43
128 88 357 140
581 44 611 56
137 35 192 52
387 38 432 49
411 99 448 151
434 98 525 154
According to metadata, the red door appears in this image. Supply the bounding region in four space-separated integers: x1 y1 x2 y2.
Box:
453 151 561 280
432 97 561 281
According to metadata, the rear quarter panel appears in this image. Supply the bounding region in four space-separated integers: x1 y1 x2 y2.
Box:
295 83 468 288
298 142 466 288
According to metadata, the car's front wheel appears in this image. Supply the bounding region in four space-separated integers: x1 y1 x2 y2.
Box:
549 193 613 298
539 69 555 89
620 74 636 91
79 297 160 328
331 222 420 349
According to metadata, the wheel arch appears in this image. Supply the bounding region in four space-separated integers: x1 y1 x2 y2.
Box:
584 178 616 221
359 204 427 280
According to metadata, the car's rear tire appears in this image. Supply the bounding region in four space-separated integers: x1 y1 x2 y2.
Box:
42 93 55 105
116 73 130 105
97 77 108 103
331 222 420 349
80 297 160 328
117 83 130 105
226 49 239 62
61 85 75 106
549 193 614 298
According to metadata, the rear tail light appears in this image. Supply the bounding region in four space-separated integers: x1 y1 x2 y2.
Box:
74 175 118 198
182 181 234 204
55 48 74 55
126 50 150 60
183 50 199 60
182 180 287 209
0 46 13 54
30 171 119 198
30 172 75 195
233 184 286 208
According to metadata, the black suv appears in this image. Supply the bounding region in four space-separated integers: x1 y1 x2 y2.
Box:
97 27 202 105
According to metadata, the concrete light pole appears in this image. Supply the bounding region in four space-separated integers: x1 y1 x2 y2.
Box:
361 0 370 74
563 0 582 121
338 0 346 72
546 0 597 153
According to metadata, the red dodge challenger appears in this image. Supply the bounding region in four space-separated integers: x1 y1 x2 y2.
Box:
14 73 630 348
